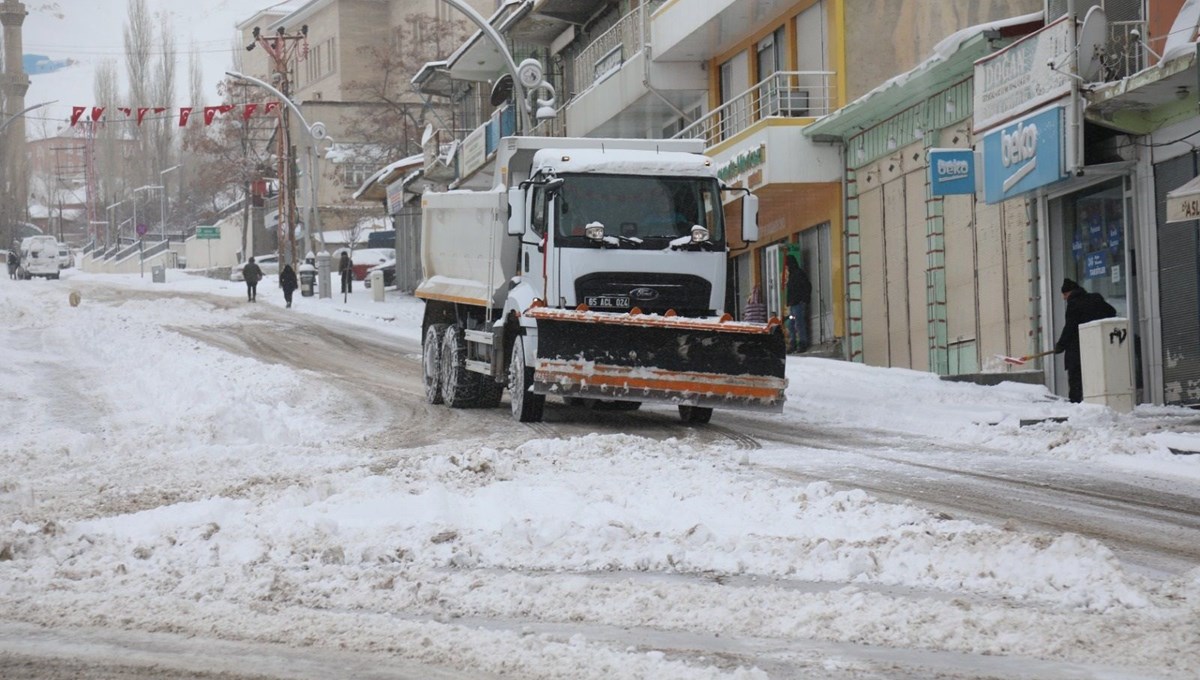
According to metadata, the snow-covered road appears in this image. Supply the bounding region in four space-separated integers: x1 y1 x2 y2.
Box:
2 270 1198 679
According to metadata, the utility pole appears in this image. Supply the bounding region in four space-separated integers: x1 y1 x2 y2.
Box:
246 25 309 266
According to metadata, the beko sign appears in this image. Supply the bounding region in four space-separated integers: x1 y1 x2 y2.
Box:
981 106 1067 204
927 149 975 196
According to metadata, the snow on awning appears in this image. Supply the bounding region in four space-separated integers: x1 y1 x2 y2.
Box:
1166 175 1200 222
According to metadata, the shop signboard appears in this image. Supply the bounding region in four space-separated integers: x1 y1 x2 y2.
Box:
973 16 1072 133
927 148 975 196
981 106 1066 204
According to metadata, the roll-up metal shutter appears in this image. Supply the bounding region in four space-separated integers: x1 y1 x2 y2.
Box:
1154 154 1200 406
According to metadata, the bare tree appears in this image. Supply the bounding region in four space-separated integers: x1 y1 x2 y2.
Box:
93 59 123 245
151 16 176 187
341 14 470 165
123 0 153 188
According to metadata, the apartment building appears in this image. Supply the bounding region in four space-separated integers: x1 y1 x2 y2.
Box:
234 0 492 256
809 0 1200 408
410 0 1051 360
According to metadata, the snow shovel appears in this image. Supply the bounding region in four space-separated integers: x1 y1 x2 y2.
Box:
999 349 1056 366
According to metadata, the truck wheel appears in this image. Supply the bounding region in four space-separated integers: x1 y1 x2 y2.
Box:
422 323 447 404
509 336 544 422
441 325 480 408
678 405 713 425
476 377 504 409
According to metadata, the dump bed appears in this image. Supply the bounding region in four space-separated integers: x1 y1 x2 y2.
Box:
415 188 516 309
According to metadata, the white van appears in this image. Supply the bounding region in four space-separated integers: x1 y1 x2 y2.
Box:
18 235 62 279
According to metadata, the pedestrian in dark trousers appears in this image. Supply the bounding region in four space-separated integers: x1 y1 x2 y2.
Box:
279 263 298 308
243 257 263 302
1055 278 1117 403
338 251 353 295
785 254 811 353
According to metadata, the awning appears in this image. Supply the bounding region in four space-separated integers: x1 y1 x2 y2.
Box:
1166 175 1200 223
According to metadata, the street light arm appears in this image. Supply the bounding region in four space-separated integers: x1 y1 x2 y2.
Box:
433 0 531 133
0 100 57 135
225 71 322 136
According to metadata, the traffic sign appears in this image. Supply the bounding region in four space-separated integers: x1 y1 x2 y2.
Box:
195 227 220 240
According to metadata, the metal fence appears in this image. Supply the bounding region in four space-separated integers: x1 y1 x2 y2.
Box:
674 71 837 146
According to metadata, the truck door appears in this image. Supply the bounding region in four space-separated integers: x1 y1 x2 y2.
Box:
522 185 548 300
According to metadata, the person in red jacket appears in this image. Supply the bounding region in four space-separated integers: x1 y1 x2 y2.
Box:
1055 278 1117 403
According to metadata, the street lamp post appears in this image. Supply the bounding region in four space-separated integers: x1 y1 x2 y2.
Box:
133 185 163 278
0 101 55 247
226 71 326 263
105 199 126 250
159 165 180 242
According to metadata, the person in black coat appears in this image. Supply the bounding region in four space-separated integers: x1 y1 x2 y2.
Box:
338 251 353 294
279 264 298 308
242 257 263 302
1055 278 1117 403
785 254 812 352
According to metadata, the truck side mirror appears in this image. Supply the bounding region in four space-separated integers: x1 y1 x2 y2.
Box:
507 188 525 236
741 194 759 242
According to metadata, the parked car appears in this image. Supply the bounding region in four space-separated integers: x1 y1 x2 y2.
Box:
230 254 280 282
57 244 73 270
363 258 396 288
17 235 61 279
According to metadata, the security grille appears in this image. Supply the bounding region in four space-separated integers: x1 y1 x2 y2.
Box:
1046 0 1145 80
1153 154 1200 406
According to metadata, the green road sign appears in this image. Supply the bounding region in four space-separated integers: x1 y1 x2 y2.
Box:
195 227 220 240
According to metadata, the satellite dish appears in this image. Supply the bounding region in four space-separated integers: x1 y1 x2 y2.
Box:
420 123 434 146
1077 6 1108 82
489 74 514 107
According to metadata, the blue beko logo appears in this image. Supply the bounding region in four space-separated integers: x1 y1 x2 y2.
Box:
928 149 975 196
981 106 1067 204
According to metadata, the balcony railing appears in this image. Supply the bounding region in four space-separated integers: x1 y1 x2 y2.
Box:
1101 20 1147 81
573 2 662 92
674 71 836 147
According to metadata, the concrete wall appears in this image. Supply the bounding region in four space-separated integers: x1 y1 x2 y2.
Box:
844 0 1041 101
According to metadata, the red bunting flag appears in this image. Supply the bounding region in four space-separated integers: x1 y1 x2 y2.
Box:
69 103 280 126
202 105 235 125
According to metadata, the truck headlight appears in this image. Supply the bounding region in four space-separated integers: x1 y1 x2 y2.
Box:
690 225 709 242
585 223 605 241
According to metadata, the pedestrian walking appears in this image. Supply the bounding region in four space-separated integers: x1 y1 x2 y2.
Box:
1054 278 1117 403
243 256 263 302
784 254 811 353
743 284 767 324
7 249 18 279
280 263 298 308
338 251 353 296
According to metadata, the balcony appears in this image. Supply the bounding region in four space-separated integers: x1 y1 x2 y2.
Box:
565 1 705 138
674 71 837 148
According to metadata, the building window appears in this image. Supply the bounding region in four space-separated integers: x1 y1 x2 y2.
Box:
304 37 336 85
340 162 376 189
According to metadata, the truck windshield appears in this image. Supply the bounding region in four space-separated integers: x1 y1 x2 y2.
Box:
555 174 724 246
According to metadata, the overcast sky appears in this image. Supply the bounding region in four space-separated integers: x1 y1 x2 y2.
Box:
20 0 293 139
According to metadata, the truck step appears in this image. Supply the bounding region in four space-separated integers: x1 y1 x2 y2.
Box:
464 329 493 346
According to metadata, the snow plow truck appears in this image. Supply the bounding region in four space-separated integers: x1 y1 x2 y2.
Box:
417 136 787 424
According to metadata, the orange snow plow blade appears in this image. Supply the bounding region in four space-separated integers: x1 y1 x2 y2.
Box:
525 306 788 412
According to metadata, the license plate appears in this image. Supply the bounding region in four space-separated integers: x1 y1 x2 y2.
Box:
585 295 629 307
